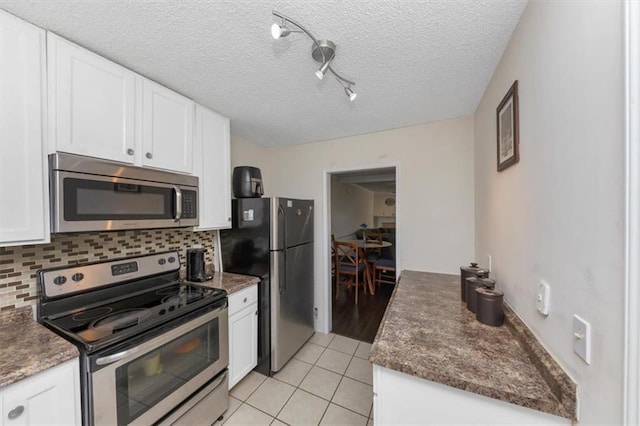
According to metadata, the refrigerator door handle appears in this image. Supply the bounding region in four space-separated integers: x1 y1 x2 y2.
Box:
278 203 286 250
278 250 286 293
278 203 287 293
270 198 287 251
271 250 286 295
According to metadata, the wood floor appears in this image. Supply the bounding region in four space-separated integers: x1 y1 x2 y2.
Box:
331 278 394 343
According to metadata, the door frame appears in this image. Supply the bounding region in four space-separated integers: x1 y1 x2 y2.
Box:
321 161 401 334
625 0 640 423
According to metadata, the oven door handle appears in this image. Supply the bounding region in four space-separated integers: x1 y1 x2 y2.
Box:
96 348 140 366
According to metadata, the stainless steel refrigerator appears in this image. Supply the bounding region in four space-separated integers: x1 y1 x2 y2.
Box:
220 197 314 375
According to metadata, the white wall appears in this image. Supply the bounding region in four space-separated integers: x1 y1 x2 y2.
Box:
474 1 625 423
231 116 475 331
330 177 374 239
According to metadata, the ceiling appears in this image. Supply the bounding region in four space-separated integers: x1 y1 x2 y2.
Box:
1 0 527 148
334 168 396 194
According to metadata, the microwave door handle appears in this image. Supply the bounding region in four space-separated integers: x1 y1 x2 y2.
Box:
96 348 140 366
173 186 182 222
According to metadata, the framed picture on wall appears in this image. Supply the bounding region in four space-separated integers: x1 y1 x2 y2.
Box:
496 80 519 171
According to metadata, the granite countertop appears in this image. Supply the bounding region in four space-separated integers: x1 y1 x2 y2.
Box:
0 307 79 389
370 270 576 420
185 270 260 295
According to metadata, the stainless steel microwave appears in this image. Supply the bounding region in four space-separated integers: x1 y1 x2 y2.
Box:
50 153 199 233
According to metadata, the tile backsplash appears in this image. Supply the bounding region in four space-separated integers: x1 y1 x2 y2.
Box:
0 229 215 311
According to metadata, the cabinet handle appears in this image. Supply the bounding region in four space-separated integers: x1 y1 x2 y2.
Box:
255 310 258 316
243 297 247 303
228 217 231 222
8 405 24 420
127 148 135 156
145 152 153 159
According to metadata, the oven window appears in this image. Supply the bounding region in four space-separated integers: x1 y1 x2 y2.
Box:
115 319 220 425
63 178 174 221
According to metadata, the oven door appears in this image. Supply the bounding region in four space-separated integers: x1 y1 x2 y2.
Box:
52 170 197 233
89 302 228 426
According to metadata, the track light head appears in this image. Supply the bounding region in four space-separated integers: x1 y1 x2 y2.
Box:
315 61 331 80
344 86 357 101
271 22 291 39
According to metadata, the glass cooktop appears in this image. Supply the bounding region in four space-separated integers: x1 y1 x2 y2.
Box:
45 283 226 347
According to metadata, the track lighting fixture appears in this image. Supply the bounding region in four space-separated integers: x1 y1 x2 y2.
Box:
271 10 357 101
271 22 289 39
336 78 357 101
315 60 331 80
344 86 357 101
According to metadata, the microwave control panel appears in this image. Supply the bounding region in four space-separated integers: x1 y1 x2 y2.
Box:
182 190 197 219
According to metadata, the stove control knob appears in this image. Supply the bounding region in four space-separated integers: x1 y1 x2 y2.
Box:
168 256 176 263
72 273 84 282
53 276 67 286
159 309 166 315
158 258 166 265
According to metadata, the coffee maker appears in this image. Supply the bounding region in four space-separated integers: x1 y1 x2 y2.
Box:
186 248 212 282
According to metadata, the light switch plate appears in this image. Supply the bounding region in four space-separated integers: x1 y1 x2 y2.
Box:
536 280 550 315
573 315 591 364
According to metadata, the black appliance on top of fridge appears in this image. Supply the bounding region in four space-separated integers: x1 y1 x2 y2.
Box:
220 197 314 376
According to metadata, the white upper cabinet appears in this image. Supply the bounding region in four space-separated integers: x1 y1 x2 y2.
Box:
48 33 196 175
141 78 194 174
194 105 231 230
0 11 50 247
47 33 136 163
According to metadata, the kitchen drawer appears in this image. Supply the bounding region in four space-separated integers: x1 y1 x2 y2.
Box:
228 285 258 317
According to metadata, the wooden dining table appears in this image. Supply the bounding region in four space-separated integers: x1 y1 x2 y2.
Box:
335 239 393 295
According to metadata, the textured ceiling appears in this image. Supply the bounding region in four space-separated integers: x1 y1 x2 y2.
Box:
1 0 527 148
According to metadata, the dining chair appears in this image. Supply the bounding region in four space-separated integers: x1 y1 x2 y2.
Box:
364 230 383 259
335 241 368 304
363 230 383 292
374 258 396 288
330 234 336 281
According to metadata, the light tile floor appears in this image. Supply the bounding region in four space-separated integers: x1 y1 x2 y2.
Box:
220 333 374 426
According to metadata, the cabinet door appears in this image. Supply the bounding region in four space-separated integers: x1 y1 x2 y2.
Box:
2 359 80 426
228 304 258 389
48 33 136 163
141 78 194 174
194 105 231 230
0 11 50 247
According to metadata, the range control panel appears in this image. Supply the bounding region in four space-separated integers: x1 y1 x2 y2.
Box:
40 251 181 299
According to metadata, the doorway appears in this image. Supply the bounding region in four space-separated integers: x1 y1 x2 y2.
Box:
324 165 399 343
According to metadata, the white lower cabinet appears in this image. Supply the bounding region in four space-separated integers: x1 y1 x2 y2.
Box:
228 285 258 389
373 365 571 425
0 359 80 426
0 11 50 247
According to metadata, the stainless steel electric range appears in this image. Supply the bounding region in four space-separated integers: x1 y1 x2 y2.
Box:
37 251 229 426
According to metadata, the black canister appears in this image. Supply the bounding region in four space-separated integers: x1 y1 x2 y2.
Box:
465 277 485 313
476 288 504 326
477 277 496 290
186 248 212 282
460 263 489 302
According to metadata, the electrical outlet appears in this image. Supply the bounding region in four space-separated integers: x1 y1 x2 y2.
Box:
573 315 591 364
536 280 550 315
314 307 318 319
